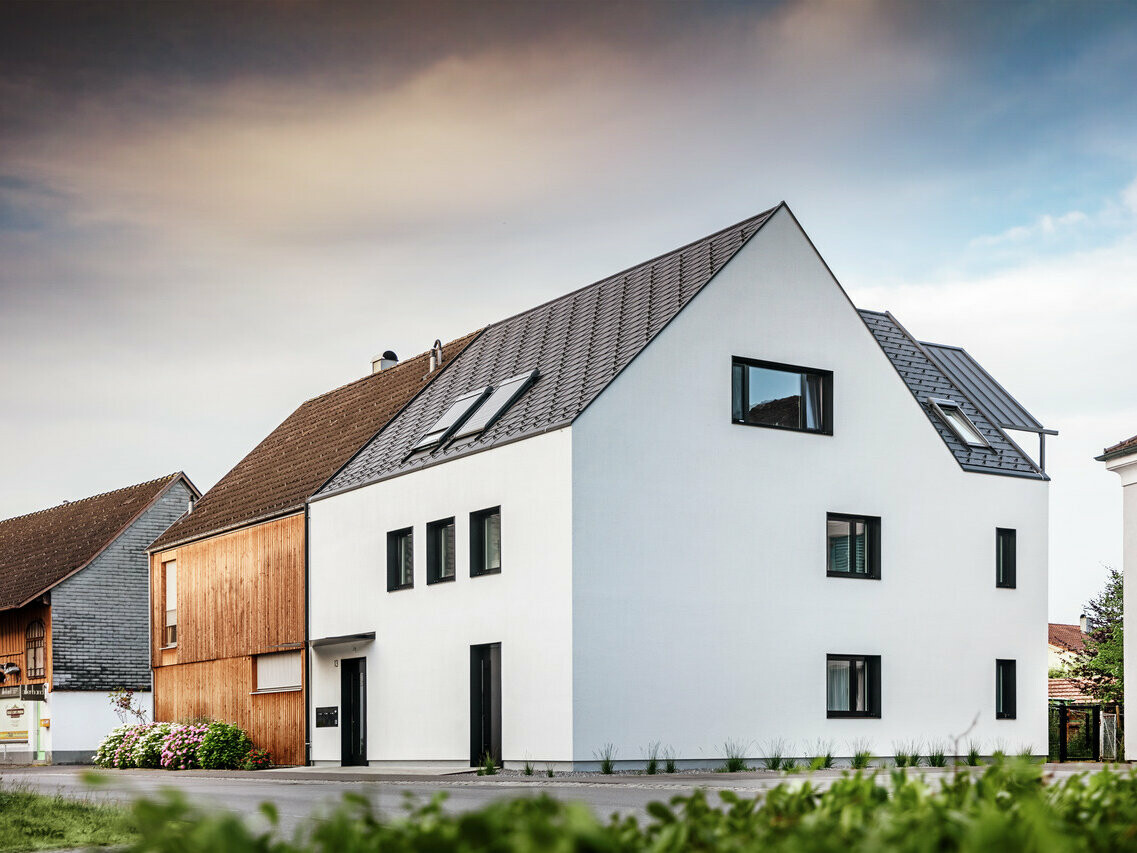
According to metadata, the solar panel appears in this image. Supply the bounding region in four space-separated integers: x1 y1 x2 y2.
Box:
451 370 539 441
411 387 492 451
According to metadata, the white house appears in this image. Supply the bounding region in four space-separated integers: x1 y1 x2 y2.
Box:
306 204 1050 769
1096 433 1137 761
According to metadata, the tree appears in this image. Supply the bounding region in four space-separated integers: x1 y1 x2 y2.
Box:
1069 566 1124 703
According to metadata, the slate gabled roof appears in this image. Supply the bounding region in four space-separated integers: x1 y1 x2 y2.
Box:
320 207 779 497
0 473 192 611
859 310 1045 479
150 333 480 551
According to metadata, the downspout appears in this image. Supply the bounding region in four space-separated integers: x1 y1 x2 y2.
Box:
304 503 312 766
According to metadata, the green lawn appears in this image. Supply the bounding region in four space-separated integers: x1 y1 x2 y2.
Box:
0 786 135 852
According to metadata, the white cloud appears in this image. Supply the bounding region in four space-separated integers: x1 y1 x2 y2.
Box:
969 210 1088 247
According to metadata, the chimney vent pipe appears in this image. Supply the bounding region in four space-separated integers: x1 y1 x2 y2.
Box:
371 350 399 374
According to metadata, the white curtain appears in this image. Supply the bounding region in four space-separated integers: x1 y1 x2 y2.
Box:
827 660 850 711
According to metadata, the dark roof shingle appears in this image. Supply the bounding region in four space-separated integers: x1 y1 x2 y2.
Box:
320 207 778 496
859 310 1045 479
150 334 479 551
0 474 187 610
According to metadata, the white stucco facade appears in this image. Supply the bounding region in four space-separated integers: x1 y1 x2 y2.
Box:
48 689 153 763
307 208 1049 767
1101 445 1137 761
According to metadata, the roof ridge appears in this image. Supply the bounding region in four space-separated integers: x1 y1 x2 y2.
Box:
482 206 780 333
0 472 180 527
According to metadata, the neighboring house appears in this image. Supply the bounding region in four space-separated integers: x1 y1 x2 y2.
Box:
0 474 198 763
1048 621 1086 672
306 203 1051 769
146 337 476 766
1096 433 1137 761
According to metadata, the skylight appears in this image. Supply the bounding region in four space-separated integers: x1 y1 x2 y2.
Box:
928 397 990 449
451 370 539 441
412 387 492 451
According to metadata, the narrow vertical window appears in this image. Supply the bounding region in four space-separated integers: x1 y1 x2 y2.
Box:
387 528 414 591
996 659 1017 719
427 517 457 584
996 528 1016 588
25 620 45 679
163 560 177 646
470 507 502 577
826 514 881 579
826 654 881 718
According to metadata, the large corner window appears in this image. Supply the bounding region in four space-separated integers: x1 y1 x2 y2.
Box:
826 514 881 579
413 387 492 452
996 528 1017 589
996 659 1017 719
387 527 414 591
928 398 990 449
471 507 502 577
826 654 881 718
427 517 457 584
732 358 832 434
163 560 177 647
25 620 45 679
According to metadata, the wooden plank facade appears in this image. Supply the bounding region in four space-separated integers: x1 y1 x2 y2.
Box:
0 603 51 688
150 513 305 765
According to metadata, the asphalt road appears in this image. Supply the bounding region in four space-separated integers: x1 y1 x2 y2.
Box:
0 763 1115 838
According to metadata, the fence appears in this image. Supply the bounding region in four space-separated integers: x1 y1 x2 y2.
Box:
1049 701 1123 761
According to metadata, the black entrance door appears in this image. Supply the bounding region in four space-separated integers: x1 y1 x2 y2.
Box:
470 643 501 766
340 657 367 766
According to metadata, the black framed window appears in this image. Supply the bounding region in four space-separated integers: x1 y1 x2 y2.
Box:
732 357 833 434
386 527 414 591
427 517 457 584
826 514 881 579
826 654 881 718
470 507 502 577
996 659 1017 719
996 528 1016 589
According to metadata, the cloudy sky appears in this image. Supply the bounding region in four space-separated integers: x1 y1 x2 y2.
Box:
2 0 1134 620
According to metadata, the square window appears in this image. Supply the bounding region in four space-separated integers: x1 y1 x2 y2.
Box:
470 507 501 577
732 357 832 434
826 654 881 718
996 659 1017 719
427 517 457 584
996 528 1016 588
826 514 881 579
387 527 414 591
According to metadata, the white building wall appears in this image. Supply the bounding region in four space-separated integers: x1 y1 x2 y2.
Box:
48 690 153 762
1103 449 1137 760
307 430 574 767
571 208 1049 765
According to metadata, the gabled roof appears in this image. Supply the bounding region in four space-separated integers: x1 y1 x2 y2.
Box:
150 334 479 551
859 310 1046 480
1048 677 1096 703
318 207 779 498
1097 433 1137 462
1049 623 1086 652
0 473 193 611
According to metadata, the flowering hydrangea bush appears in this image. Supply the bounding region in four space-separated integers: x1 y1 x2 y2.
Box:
93 725 132 768
131 722 173 768
160 723 209 770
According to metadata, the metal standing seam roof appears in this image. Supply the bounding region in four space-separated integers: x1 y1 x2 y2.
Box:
858 310 1046 480
920 342 1045 433
318 206 780 497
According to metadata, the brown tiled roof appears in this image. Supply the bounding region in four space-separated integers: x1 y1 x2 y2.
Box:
1099 433 1137 460
150 334 479 551
1048 677 1096 703
0 474 189 610
1049 623 1086 652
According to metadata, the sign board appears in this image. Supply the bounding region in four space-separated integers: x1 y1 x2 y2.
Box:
21 684 45 702
315 706 338 728
0 701 28 742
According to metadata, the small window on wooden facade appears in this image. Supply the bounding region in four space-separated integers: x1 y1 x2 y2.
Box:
254 651 302 693
25 620 45 679
164 560 178 646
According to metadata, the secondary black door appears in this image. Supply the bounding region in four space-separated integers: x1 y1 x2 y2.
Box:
340 657 367 766
470 643 501 766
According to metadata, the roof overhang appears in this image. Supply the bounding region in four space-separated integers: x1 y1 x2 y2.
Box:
310 631 376 649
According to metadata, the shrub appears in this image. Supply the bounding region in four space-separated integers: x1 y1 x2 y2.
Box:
809 739 835 770
242 748 272 771
720 739 751 773
966 741 982 766
197 721 253 770
595 743 616 774
161 723 209 770
764 738 787 771
477 752 497 776
893 740 921 768
663 746 677 774
93 726 132 768
131 722 173 769
926 741 947 767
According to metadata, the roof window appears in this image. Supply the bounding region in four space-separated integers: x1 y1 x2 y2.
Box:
451 370 539 441
412 387 492 451
928 397 990 449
